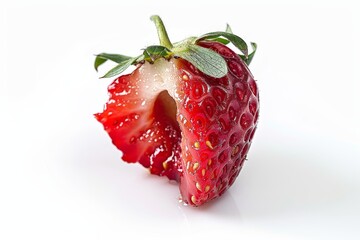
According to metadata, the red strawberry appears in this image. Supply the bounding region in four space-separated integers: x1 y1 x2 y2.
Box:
94 16 259 206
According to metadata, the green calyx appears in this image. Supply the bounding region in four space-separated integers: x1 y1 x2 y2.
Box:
94 15 257 79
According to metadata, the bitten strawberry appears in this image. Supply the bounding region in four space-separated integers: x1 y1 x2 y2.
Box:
94 16 259 206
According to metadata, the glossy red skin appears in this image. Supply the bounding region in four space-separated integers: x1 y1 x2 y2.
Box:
176 41 259 205
95 41 259 206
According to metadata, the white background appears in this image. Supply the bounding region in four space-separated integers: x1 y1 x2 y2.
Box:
1 0 360 239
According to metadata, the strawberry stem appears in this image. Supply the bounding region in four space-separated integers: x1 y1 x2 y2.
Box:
150 15 173 50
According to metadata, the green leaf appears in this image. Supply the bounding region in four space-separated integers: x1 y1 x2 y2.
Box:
176 44 228 78
94 57 107 71
100 57 136 78
225 24 233 33
197 31 248 57
211 37 230 45
246 42 257 65
239 42 257 65
239 55 247 62
143 45 172 63
94 53 132 71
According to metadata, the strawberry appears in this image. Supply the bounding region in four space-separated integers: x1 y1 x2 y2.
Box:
94 16 259 206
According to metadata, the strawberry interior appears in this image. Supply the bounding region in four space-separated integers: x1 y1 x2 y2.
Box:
155 90 178 124
150 90 182 180
95 59 183 181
